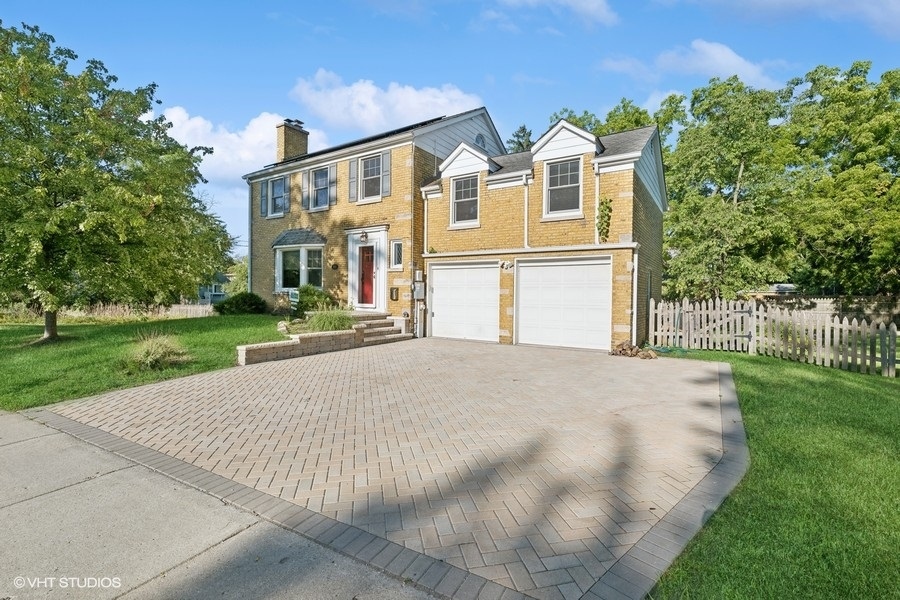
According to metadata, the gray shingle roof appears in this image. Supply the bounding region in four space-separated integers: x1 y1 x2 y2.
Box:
491 151 533 173
596 125 656 158
271 228 327 248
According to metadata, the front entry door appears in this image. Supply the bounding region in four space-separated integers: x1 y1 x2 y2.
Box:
358 246 374 305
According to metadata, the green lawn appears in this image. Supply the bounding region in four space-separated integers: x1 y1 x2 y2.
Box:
0 315 284 411
652 352 899 599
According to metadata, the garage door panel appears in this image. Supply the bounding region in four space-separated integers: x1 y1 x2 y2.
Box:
517 261 611 350
430 265 499 342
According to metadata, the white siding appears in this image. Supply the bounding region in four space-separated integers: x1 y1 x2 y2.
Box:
441 147 490 179
416 112 504 161
634 135 666 211
533 127 596 163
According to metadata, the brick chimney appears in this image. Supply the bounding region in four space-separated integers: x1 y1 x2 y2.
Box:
276 119 308 162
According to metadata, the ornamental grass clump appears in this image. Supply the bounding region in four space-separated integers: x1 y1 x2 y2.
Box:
124 329 191 372
305 307 355 332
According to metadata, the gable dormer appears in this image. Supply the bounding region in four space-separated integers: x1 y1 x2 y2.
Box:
531 120 601 162
438 142 499 179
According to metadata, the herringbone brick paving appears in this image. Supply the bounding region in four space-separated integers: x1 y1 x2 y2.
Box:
51 339 723 599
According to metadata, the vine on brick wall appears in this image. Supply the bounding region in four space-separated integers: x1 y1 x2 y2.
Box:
596 197 612 242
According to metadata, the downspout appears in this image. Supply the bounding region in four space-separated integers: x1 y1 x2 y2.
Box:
594 167 601 245
631 246 640 346
246 180 253 294
410 144 416 334
522 173 530 248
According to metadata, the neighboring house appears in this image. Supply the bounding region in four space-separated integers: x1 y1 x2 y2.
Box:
243 108 505 330
421 120 666 350
245 111 666 351
198 272 230 304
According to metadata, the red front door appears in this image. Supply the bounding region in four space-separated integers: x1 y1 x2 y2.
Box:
358 246 374 305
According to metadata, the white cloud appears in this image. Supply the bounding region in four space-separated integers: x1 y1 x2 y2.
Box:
476 9 521 32
656 39 780 89
498 0 618 25
642 89 685 114
290 69 482 134
163 107 330 180
161 107 331 244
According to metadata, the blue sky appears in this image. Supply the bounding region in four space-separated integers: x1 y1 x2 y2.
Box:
4 0 899 252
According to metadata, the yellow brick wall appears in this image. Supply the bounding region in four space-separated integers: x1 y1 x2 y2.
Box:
250 144 427 318
426 173 526 253
631 174 665 345
527 157 596 247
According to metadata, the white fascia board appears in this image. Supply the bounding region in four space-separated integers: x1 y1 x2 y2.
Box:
592 150 642 172
423 242 639 258
485 170 533 190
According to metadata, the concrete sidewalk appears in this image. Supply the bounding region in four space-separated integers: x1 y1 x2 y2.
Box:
0 410 437 600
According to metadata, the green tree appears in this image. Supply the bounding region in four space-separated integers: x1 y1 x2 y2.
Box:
505 124 533 153
225 256 249 295
551 99 655 137
783 62 900 294
663 76 793 299
0 22 231 339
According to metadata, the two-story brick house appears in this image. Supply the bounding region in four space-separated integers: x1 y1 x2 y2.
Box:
243 108 505 330
421 120 666 350
245 111 666 351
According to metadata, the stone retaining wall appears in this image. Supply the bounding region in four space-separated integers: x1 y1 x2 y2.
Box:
237 326 364 366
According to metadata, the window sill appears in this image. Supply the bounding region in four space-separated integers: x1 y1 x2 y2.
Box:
307 205 329 213
266 213 285 219
356 197 383 205
448 222 480 230
388 266 403 272
541 212 583 223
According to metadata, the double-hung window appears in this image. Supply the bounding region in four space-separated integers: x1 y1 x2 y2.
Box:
350 151 391 203
451 175 479 226
311 167 329 209
546 158 581 216
260 176 290 217
276 247 324 291
361 155 382 200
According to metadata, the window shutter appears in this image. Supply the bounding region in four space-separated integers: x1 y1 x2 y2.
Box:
328 164 337 205
348 159 358 202
283 175 291 213
260 180 268 217
300 170 310 210
381 151 391 197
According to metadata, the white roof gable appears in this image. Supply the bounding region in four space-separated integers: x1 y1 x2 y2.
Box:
531 120 599 162
439 142 496 179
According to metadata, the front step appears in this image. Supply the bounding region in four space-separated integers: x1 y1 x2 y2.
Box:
362 332 414 346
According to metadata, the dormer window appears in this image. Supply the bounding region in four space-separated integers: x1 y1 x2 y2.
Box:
451 175 479 227
545 158 582 217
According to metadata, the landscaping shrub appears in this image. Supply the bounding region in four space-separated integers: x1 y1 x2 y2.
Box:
293 284 338 318
305 307 355 332
124 330 191 372
213 291 267 315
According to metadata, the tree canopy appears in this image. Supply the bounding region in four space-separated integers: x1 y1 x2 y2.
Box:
505 124 534 153
547 61 899 299
0 22 231 338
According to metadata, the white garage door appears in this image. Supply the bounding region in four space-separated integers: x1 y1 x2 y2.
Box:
517 259 612 350
430 264 499 342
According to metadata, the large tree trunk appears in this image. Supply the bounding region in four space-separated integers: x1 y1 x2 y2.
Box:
43 310 58 340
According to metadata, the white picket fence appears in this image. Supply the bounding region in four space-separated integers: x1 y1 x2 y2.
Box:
649 298 897 377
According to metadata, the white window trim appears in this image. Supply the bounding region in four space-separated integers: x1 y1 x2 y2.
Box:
310 167 330 211
543 156 583 219
359 155 382 204
274 245 325 292
450 174 480 227
389 239 403 271
268 176 287 217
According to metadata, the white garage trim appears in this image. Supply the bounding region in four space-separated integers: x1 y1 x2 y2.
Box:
515 256 612 350
428 261 500 342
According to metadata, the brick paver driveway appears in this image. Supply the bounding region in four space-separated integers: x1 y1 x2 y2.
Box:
37 338 746 600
